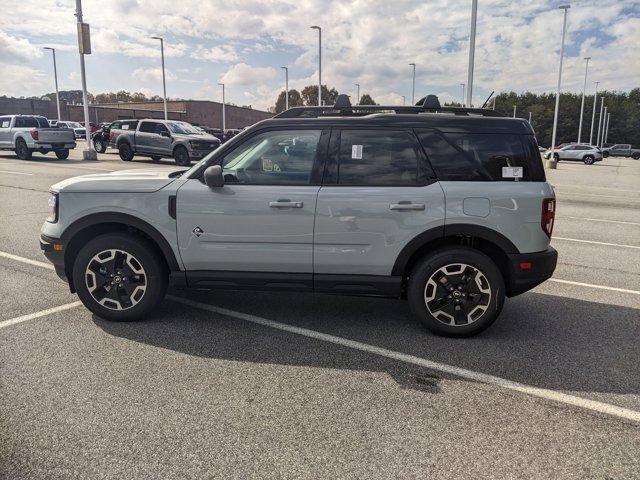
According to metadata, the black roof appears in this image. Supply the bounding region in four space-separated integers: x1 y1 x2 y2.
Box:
264 94 534 135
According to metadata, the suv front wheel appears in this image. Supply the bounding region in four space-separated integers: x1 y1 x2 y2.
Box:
407 247 505 337
72 233 168 322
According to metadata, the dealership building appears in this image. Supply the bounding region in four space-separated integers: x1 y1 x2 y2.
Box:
0 98 272 129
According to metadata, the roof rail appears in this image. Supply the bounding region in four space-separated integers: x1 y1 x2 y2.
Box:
274 93 502 119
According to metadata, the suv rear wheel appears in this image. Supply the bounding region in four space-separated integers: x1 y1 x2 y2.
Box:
93 137 106 153
15 138 32 160
118 142 134 161
55 149 70 160
407 247 505 337
583 155 595 165
72 233 168 322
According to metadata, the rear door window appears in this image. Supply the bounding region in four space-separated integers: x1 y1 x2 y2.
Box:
336 129 423 185
0 117 10 128
416 130 545 182
138 121 156 133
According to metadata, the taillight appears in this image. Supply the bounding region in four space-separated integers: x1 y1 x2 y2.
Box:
542 198 556 238
30 129 38 140
107 131 113 141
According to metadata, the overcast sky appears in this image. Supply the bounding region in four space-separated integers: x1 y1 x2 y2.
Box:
0 0 638 111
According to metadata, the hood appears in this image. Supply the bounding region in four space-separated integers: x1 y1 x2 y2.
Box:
51 168 184 193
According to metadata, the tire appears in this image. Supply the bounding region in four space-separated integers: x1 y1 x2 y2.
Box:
151 155 162 162
632 153 640 160
55 149 70 160
15 138 32 160
553 153 560 161
583 155 595 165
93 137 106 153
173 146 190 166
72 233 168 322
602 151 610 158
118 142 134 162
407 247 505 337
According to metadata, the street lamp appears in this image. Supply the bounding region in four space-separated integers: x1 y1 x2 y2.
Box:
150 36 168 120
513 105 517 118
466 0 478 107
528 112 532 123
218 83 225 132
604 112 611 144
548 4 570 169
460 83 465 107
409 63 416 104
402 95 406 105
310 26 321 106
43 47 61 121
354 83 360 105
601 106 607 147
596 97 604 147
577 56 591 143
589 81 599 145
74 0 96 160
281 66 289 110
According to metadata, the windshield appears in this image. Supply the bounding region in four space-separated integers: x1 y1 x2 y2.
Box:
66 122 83 128
167 122 202 135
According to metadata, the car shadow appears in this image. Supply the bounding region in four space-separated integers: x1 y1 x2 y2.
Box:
93 289 640 396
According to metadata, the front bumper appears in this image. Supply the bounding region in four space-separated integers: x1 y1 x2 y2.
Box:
505 247 557 297
40 234 68 282
189 148 218 159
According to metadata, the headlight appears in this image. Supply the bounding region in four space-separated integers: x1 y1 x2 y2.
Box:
47 192 58 223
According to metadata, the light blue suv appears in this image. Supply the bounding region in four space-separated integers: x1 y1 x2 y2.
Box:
40 95 557 336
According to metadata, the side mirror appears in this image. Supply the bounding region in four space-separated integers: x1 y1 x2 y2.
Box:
204 165 224 188
160 131 171 138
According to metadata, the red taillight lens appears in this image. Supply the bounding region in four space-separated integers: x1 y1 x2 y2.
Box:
30 129 38 140
542 198 556 238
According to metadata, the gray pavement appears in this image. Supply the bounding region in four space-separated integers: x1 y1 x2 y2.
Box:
0 148 639 479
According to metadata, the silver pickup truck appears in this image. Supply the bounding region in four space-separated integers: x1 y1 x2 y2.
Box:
112 119 221 166
0 115 76 159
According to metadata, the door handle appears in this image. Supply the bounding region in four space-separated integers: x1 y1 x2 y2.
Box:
269 200 304 208
389 202 425 211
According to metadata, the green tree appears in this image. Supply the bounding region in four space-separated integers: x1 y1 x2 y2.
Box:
274 89 304 113
300 85 339 106
358 93 376 105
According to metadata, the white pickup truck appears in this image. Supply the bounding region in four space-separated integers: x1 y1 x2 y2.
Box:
0 115 76 159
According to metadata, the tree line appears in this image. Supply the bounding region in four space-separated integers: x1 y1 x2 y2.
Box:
272 85 376 113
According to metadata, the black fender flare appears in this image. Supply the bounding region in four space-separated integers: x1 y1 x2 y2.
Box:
391 224 519 276
61 212 181 271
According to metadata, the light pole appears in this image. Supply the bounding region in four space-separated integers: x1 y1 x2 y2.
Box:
218 83 225 132
548 4 570 169
589 81 599 145
601 106 607 146
281 66 289 110
466 0 478 108
460 83 465 107
409 63 416 104
402 95 406 105
43 47 61 121
310 26 321 106
577 56 590 144
513 105 517 118
150 36 168 120
604 112 611 144
528 112 532 123
354 83 360 105
74 0 96 160
596 97 604 147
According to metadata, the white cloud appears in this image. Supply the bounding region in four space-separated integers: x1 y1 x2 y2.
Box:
131 67 177 83
191 45 238 62
0 31 43 61
0 63 48 97
220 63 276 86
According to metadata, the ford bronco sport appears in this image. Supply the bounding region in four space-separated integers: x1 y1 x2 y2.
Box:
40 95 557 337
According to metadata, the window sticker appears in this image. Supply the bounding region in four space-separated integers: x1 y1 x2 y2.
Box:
502 166 523 178
351 144 363 159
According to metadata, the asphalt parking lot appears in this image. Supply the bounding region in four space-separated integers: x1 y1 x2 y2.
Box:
1 148 639 479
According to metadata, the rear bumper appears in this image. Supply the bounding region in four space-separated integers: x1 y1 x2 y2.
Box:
505 247 557 297
40 234 68 282
35 142 76 150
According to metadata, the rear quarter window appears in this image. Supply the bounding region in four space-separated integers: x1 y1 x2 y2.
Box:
416 130 545 182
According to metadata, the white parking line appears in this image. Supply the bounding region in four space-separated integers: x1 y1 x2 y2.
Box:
553 237 640 250
0 251 55 270
0 170 33 176
0 302 81 330
168 295 640 424
560 216 640 227
549 279 640 295
554 184 640 194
